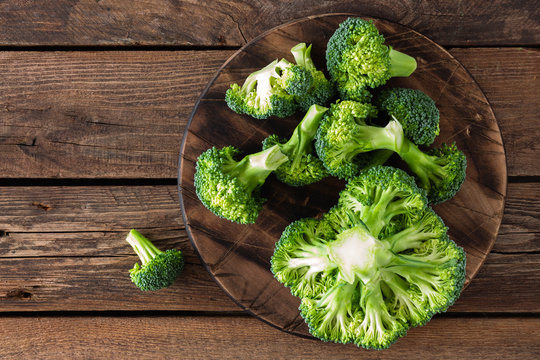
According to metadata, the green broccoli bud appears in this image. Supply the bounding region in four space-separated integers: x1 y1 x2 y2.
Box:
326 18 417 101
126 229 184 291
377 88 440 146
194 144 288 224
262 104 329 186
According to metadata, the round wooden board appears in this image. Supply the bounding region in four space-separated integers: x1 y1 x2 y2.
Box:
179 14 507 338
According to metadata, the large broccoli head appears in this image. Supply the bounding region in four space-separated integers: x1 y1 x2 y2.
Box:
271 166 466 349
326 18 417 102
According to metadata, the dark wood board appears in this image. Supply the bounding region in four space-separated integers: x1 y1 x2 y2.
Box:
0 48 537 178
0 1 538 46
179 15 506 337
1 315 539 359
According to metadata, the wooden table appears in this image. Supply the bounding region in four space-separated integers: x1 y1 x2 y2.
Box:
0 2 538 358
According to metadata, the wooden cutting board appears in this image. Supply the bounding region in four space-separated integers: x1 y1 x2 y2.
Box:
179 14 506 337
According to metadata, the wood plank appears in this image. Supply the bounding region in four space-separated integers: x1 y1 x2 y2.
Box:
1 315 538 359
0 48 537 178
450 48 540 177
0 183 537 312
0 2 537 46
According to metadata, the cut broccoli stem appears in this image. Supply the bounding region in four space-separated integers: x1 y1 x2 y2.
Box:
126 229 162 265
290 43 316 70
388 47 417 78
279 104 328 170
224 145 288 193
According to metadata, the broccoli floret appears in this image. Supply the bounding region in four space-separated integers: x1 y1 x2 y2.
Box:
126 229 184 291
290 43 336 111
315 100 466 203
271 166 466 349
225 59 301 119
377 88 440 146
262 104 329 186
194 144 288 224
326 18 417 102
315 100 386 179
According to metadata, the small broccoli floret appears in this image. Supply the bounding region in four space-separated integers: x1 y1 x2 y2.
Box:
225 59 299 119
290 43 336 111
315 100 466 203
194 144 288 224
377 88 440 146
315 100 389 179
326 18 417 102
279 63 313 97
399 142 467 204
126 229 184 291
271 166 466 349
262 104 329 186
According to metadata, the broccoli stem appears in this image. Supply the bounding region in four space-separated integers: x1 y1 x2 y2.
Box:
388 47 417 78
224 145 288 193
397 141 444 190
126 229 163 266
241 59 279 93
279 104 328 170
290 43 316 70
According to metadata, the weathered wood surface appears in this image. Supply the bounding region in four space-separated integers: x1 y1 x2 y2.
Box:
0 3 538 47
1 183 535 312
1 315 538 359
180 15 508 337
0 48 537 178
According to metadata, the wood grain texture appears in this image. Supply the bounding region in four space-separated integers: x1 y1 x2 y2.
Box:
0 315 538 359
0 48 537 178
180 15 506 337
449 48 540 177
0 183 537 312
0 2 538 46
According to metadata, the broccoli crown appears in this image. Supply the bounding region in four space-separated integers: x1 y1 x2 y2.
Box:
290 43 336 111
194 145 288 224
262 104 329 186
315 100 389 179
225 59 299 119
326 18 416 102
271 166 466 349
126 229 184 291
279 64 313 96
400 142 467 204
377 88 440 145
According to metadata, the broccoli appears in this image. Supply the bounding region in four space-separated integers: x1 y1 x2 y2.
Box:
126 229 184 291
271 166 466 349
326 18 417 102
194 144 288 224
377 88 440 146
289 43 336 111
225 58 309 119
315 100 466 203
262 104 329 186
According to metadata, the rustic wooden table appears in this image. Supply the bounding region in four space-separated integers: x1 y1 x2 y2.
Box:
0 2 538 359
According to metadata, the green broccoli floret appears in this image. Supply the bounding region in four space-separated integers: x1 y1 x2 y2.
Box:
126 229 184 291
262 104 329 186
314 100 389 179
290 43 336 111
225 59 303 119
377 88 440 146
271 166 466 349
326 18 417 102
315 100 466 203
194 144 288 224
